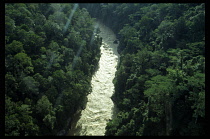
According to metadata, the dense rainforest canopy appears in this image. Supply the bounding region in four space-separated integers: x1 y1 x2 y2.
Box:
79 3 205 136
5 3 101 136
5 3 205 136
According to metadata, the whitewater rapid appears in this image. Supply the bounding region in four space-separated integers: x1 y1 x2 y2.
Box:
68 21 119 136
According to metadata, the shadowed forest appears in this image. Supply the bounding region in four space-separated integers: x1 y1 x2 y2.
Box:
5 3 205 136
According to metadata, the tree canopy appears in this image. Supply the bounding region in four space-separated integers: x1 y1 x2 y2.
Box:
5 3 205 136
5 3 101 136
79 3 205 136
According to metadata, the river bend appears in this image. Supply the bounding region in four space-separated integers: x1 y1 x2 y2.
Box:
68 21 119 136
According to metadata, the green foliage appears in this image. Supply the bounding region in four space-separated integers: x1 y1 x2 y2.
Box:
5 3 205 136
187 72 205 119
19 76 40 99
5 73 18 97
5 3 101 136
6 40 25 55
5 96 39 136
43 113 56 130
36 95 53 118
13 52 34 75
94 3 206 136
5 15 16 36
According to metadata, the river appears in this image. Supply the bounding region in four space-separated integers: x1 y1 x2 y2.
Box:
67 20 119 136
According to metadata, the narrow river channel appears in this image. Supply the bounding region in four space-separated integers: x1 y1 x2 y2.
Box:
67 20 119 136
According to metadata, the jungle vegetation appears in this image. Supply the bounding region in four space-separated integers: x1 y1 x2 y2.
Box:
5 3 101 136
5 3 205 136
80 3 205 136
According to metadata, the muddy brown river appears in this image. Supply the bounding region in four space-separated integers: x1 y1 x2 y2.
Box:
67 20 119 136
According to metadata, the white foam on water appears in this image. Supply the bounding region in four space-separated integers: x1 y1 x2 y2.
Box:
71 20 119 136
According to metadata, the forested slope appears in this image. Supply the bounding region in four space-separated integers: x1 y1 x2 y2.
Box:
5 3 101 136
80 3 205 136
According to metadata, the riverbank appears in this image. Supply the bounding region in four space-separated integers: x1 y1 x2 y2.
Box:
67 20 119 136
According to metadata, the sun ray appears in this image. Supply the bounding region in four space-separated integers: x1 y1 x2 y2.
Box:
63 3 78 33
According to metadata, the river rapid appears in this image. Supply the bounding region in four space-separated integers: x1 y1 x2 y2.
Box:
67 21 119 136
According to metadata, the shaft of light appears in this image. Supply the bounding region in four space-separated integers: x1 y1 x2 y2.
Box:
63 3 78 33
